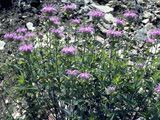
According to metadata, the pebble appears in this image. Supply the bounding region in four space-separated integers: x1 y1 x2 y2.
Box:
0 41 6 50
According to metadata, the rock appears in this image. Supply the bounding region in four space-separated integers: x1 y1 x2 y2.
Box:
0 41 6 50
26 22 35 31
91 4 114 13
134 23 155 41
142 19 149 24
143 11 152 18
152 0 160 6
104 13 115 23
137 0 144 3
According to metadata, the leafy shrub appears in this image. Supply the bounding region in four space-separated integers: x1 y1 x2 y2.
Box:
1 2 160 120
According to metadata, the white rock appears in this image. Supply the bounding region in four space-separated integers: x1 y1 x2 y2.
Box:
143 11 152 18
26 22 35 31
104 13 115 22
0 41 6 50
142 19 149 23
91 4 113 13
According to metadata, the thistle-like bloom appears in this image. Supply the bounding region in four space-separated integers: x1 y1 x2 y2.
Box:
16 27 27 33
61 46 77 55
13 35 24 41
66 69 80 76
106 29 123 37
79 72 91 80
25 32 36 39
124 10 138 19
19 44 34 52
145 38 156 43
41 4 56 14
4 32 17 41
115 18 125 25
63 3 77 11
155 84 160 93
88 9 105 18
79 25 94 34
51 28 64 38
149 29 160 38
49 16 61 25
71 18 81 24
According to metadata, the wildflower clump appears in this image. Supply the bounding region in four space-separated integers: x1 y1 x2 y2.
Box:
2 2 160 120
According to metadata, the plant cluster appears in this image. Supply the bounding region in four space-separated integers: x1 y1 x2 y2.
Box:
1 2 160 120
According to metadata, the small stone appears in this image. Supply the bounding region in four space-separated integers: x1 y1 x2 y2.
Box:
26 22 35 31
137 0 144 4
0 41 6 50
143 11 152 18
104 13 115 23
142 19 149 23
91 4 114 13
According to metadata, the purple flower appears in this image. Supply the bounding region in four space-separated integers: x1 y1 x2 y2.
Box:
4 32 17 41
79 72 91 80
25 32 36 39
63 3 77 11
41 4 56 14
71 18 81 24
49 16 61 25
16 27 27 33
79 25 94 34
66 69 80 76
13 35 24 41
145 38 156 43
88 9 105 18
155 84 160 93
148 29 160 38
19 44 34 53
51 28 64 38
124 10 138 19
115 18 125 25
106 29 123 37
61 46 77 55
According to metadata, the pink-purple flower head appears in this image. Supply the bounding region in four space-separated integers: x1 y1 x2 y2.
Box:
61 46 77 55
70 18 81 25
49 16 61 25
19 44 34 53
145 38 156 44
148 28 160 38
25 32 36 39
79 72 92 80
41 4 57 14
79 25 94 34
88 9 105 18
51 28 65 38
13 35 25 41
63 3 77 11
124 10 138 19
155 84 160 93
66 69 80 76
4 32 17 41
115 18 125 26
16 27 27 33
106 29 123 37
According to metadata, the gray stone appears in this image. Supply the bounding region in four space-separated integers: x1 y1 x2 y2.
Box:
0 41 6 50
143 11 152 18
91 4 114 13
104 13 115 23
134 23 155 41
142 19 149 23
